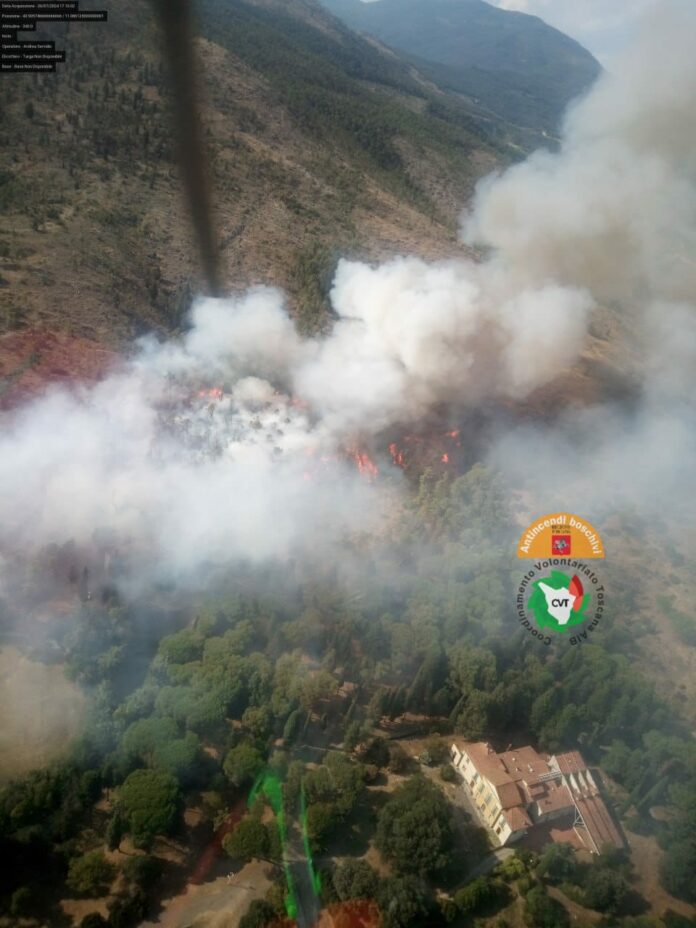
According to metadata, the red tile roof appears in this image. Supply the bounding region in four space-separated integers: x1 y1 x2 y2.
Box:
498 746 551 781
535 783 574 815
496 781 524 809
575 796 624 851
504 807 533 832
554 751 588 776
459 741 552 788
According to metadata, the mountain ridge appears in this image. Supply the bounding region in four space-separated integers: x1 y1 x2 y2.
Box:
318 0 601 131
0 0 522 365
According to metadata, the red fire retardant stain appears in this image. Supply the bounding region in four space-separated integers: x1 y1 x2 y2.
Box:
271 900 379 928
188 814 378 927
321 900 381 927
159 799 249 927
0 328 117 410
189 798 247 885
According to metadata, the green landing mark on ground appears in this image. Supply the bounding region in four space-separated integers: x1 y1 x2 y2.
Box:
248 771 297 918
300 784 322 896
248 769 321 918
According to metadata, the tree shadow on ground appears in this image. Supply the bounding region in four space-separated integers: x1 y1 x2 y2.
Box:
620 887 651 917
439 803 492 892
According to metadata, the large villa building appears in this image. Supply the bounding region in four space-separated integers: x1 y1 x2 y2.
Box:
451 740 623 854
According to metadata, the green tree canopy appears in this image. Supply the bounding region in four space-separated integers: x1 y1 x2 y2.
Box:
79 915 109 928
536 842 579 884
118 769 181 848
122 716 179 763
223 818 271 862
121 854 163 891
223 743 265 787
582 866 630 914
66 850 115 896
376 776 453 876
660 844 696 904
333 858 379 901
306 800 342 850
454 876 502 914
377 875 431 928
523 886 569 928
157 627 205 664
239 899 277 928
152 731 202 784
242 705 273 740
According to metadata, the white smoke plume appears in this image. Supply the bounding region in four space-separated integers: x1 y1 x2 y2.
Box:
0 258 591 588
464 3 696 309
1 0 695 588
0 293 378 584
297 259 590 434
478 0 696 515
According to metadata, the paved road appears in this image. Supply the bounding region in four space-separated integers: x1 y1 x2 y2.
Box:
288 856 321 928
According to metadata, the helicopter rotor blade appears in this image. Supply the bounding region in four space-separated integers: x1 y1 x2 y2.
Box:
152 0 222 297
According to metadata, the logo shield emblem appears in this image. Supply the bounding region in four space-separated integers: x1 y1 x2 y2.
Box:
551 533 571 556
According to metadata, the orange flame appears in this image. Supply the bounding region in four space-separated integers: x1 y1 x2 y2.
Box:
388 427 462 470
197 387 223 400
351 449 379 480
389 442 407 468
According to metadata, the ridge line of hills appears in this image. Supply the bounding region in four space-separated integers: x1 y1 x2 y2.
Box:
319 0 601 133
2 0 561 367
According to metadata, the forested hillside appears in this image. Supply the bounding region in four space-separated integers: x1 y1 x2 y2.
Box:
320 0 601 132
1 468 695 926
0 0 531 366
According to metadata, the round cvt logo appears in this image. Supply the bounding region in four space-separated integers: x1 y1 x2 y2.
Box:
528 570 589 633
515 560 606 647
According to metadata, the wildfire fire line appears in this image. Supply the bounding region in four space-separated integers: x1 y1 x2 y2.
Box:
184 384 465 481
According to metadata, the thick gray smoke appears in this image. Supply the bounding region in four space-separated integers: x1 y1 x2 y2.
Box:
465 4 696 309
478 0 696 516
0 262 590 589
0 292 381 584
1 0 694 589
